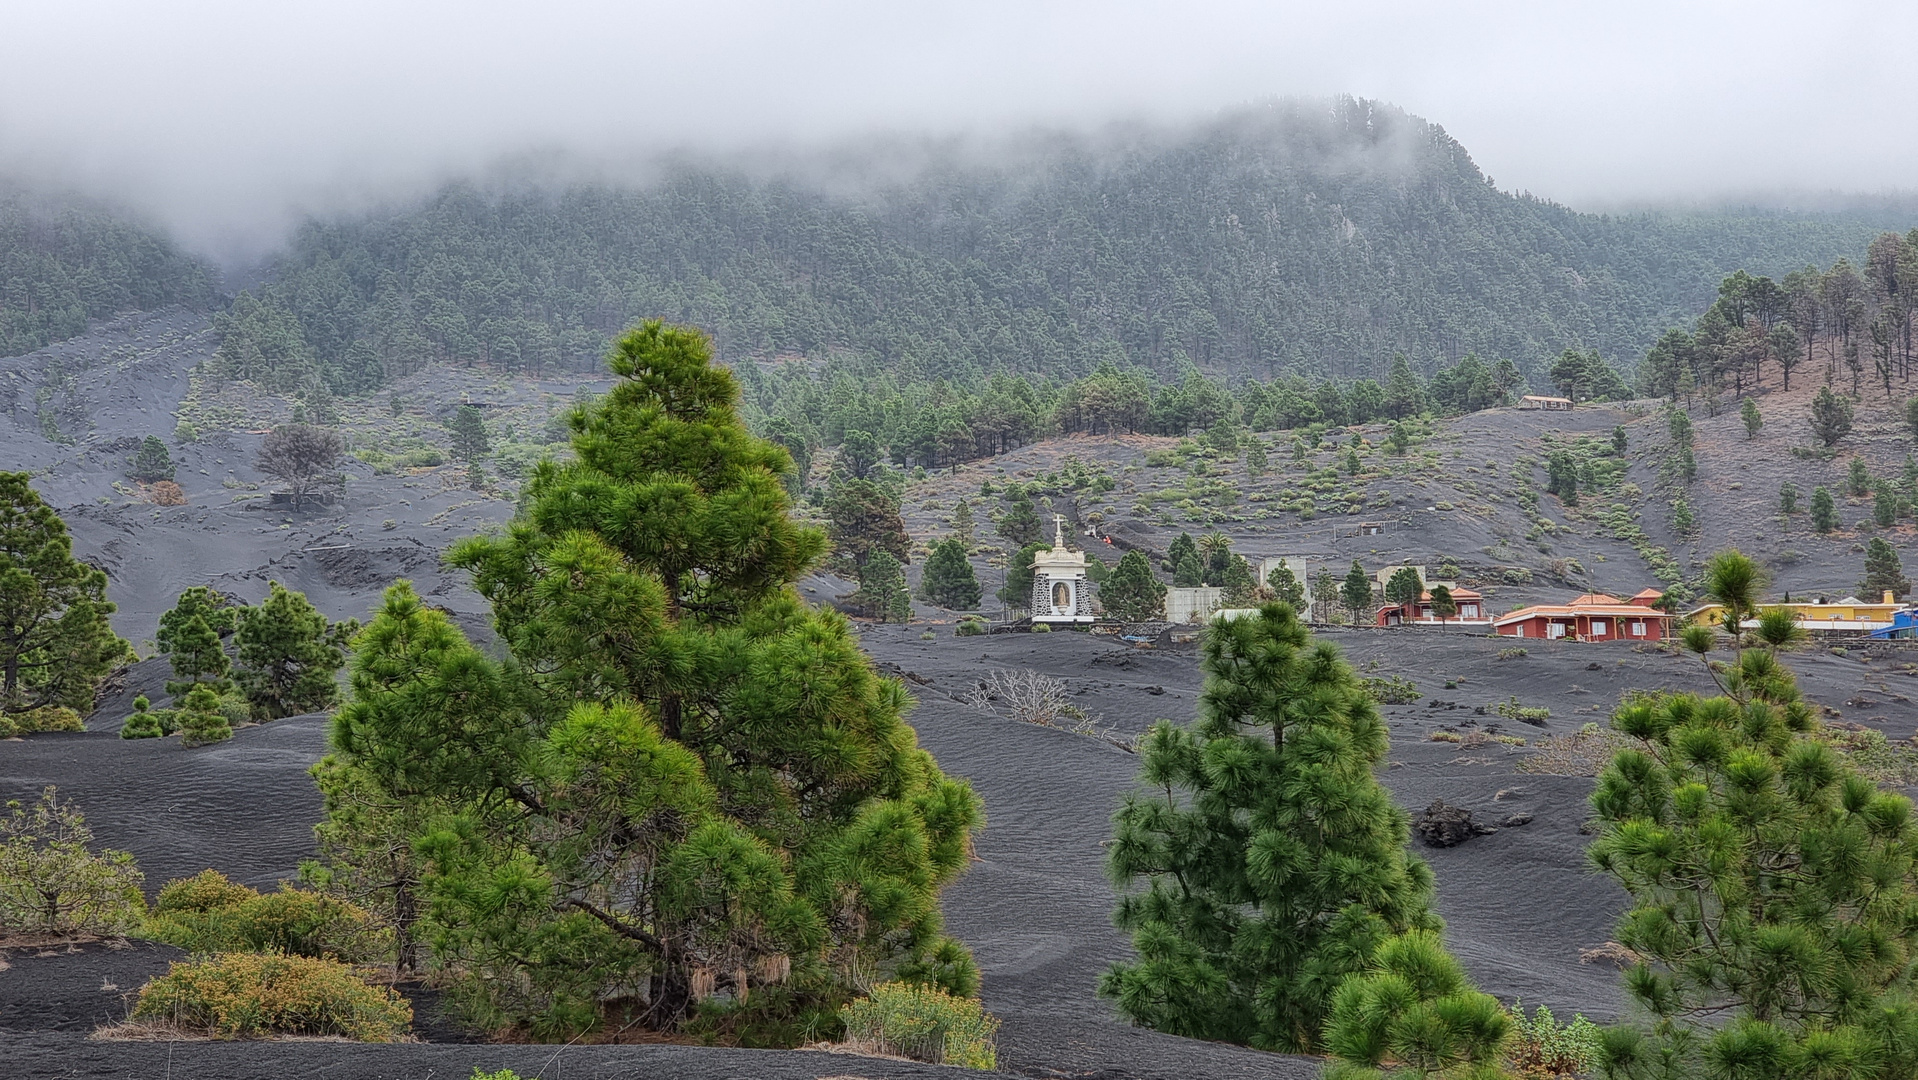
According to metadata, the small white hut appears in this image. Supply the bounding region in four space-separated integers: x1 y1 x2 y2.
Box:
1030 516 1096 624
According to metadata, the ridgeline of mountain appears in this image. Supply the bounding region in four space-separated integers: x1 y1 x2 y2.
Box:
0 185 218 357
10 99 1917 391
207 99 1916 394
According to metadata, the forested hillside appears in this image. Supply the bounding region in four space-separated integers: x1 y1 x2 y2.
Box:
0 186 217 356
211 99 1910 397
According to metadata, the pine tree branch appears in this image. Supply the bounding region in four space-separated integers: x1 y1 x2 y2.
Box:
556 898 663 952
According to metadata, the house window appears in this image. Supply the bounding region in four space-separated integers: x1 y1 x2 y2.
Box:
1631 621 1645 636
1547 622 1565 639
1461 604 1479 618
1592 620 1608 636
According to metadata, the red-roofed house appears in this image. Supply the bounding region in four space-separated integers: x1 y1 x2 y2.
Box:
1375 587 1491 628
1493 590 1672 641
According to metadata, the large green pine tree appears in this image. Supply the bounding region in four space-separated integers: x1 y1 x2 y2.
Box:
1099 550 1167 622
997 492 1043 548
233 582 353 719
325 321 982 1040
447 404 489 460
1102 603 1443 1051
157 586 240 651
1341 561 1374 625
918 538 981 610
1265 559 1306 610
854 550 912 622
826 477 909 573
1592 550 1918 1078
1859 536 1910 598
163 613 231 697
0 472 126 714
130 436 176 482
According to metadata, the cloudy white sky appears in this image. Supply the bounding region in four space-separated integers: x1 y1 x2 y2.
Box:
4 0 1912 257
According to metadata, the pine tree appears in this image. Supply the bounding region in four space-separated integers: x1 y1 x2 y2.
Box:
158 586 240 651
1341 560 1373 625
1739 397 1762 438
1613 425 1629 455
233 582 353 719
1102 604 1442 1050
1165 532 1199 574
176 684 232 747
950 500 975 545
997 492 1043 548
1323 931 1509 1078
1778 481 1798 516
998 541 1047 611
826 477 909 573
1875 487 1898 528
1667 408 1693 448
1099 550 1166 622
120 694 163 739
325 321 981 1039
1859 536 1910 598
855 551 912 622
1266 559 1306 610
1592 549 1918 1079
1808 385 1854 447
1173 551 1205 588
0 473 126 715
447 405 489 460
1310 567 1341 623
1427 584 1456 627
1811 486 1838 533
130 435 176 482
1669 496 1695 537
1384 567 1423 609
1244 439 1268 477
1847 457 1871 497
163 613 231 697
918 538 981 610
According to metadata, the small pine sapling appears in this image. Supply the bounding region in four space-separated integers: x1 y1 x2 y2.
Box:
177 685 233 747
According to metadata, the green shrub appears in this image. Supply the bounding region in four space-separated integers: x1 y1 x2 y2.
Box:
1506 1002 1601 1077
15 706 83 733
1495 647 1528 660
144 871 389 962
1494 696 1550 723
0 787 146 938
1029 622 1051 633
1360 674 1419 705
216 691 254 727
955 620 985 637
398 447 445 468
130 952 411 1040
156 869 258 915
839 982 998 1070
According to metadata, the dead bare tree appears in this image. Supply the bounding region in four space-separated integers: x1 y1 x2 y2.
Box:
256 424 343 510
963 669 1133 751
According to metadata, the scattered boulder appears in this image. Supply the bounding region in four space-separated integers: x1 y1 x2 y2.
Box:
1413 800 1532 847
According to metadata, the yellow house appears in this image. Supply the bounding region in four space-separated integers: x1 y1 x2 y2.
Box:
1687 591 1907 634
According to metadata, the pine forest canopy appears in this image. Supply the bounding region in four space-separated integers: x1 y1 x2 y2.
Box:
0 185 217 357
202 99 1914 400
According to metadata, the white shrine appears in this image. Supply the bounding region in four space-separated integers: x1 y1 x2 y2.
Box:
1030 515 1096 624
